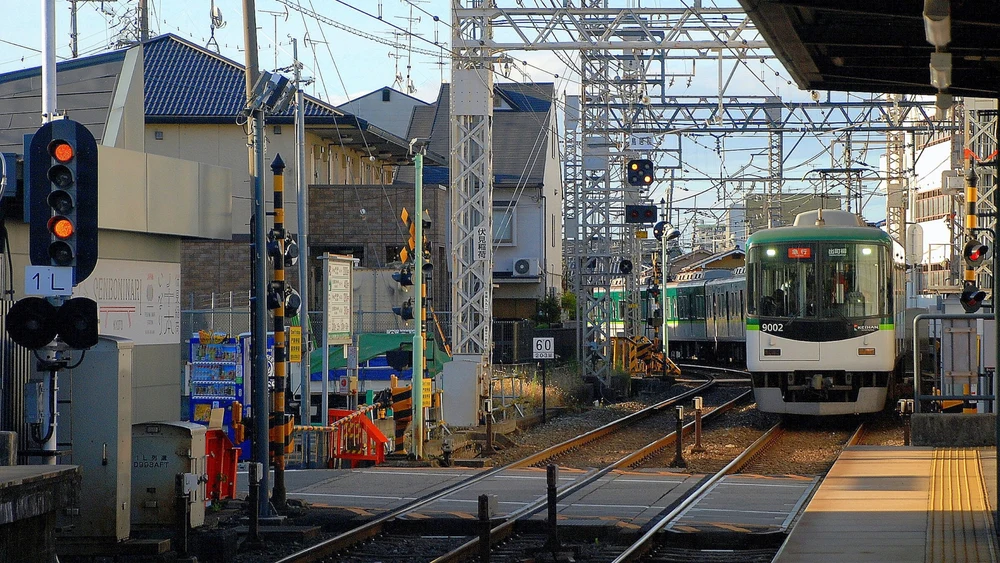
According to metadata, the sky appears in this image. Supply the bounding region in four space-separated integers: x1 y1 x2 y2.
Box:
0 1 902 233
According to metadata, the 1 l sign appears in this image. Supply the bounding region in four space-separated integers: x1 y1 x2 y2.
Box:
533 337 555 360
25 266 73 296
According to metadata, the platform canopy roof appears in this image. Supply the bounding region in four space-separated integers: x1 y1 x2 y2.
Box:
738 1 1000 97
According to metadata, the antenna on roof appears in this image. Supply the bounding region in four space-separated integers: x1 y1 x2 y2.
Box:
207 0 226 54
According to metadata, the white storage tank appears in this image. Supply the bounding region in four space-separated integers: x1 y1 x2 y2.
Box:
131 421 207 528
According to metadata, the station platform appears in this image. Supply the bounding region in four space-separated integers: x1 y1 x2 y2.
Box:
775 447 999 563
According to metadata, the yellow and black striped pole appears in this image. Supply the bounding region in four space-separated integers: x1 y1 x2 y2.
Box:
269 154 289 509
965 163 978 288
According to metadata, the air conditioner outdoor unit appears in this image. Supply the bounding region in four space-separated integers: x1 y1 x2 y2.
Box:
512 258 539 277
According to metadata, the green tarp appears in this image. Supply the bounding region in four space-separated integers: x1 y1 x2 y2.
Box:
309 333 450 378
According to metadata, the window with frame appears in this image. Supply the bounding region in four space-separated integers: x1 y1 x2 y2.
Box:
493 204 515 244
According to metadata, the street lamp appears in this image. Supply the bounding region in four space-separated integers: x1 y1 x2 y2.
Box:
654 200 680 375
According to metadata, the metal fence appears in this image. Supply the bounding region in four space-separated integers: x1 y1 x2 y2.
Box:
182 291 453 349
182 293 580 369
492 320 534 364
488 363 538 421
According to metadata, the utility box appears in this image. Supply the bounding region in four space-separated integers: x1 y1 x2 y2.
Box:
59 335 134 540
131 422 207 528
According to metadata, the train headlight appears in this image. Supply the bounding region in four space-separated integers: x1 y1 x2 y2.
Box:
857 348 876 356
766 248 776 257
861 247 872 256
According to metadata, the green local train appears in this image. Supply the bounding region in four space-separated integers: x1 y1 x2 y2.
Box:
604 208 908 415
745 209 908 415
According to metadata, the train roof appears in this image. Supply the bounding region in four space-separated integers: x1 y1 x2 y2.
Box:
747 225 891 247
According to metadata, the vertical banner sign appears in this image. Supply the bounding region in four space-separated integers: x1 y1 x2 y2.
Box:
288 326 301 363
326 254 353 345
476 225 489 261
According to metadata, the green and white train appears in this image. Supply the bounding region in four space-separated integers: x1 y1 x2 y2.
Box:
607 208 908 415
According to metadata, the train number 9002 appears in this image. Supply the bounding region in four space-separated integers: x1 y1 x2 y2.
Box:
761 323 784 332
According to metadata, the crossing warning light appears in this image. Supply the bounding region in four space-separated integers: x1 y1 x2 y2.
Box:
5 296 98 350
960 284 987 314
963 240 989 268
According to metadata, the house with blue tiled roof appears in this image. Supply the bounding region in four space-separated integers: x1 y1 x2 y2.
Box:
0 33 444 304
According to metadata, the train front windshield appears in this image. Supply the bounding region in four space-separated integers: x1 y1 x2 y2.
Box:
748 242 888 320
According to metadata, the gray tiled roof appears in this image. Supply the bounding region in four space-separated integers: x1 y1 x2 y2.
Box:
401 82 554 187
0 51 126 153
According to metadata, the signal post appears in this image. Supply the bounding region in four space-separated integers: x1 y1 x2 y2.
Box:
8 119 100 463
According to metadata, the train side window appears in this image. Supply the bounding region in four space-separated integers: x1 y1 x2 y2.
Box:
739 290 745 320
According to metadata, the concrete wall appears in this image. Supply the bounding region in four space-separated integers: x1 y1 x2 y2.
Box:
911 413 996 447
144 125 393 237
337 88 429 140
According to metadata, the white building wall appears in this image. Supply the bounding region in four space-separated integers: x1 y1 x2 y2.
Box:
144 124 389 237
337 88 428 140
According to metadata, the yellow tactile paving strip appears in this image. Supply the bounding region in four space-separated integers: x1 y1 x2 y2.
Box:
775 447 998 563
927 449 997 563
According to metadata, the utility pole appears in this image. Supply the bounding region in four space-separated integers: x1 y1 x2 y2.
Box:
412 150 424 459
291 37 311 466
138 0 149 41
69 0 78 58
241 0 270 536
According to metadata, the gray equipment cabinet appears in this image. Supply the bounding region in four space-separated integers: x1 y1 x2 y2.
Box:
131 421 207 528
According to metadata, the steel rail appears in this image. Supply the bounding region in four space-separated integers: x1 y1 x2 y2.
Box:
612 422 784 563
276 373 717 563
508 377 717 468
431 389 753 563
612 420 867 562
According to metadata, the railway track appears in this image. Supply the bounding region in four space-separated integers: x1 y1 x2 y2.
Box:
611 419 868 562
273 369 872 563
275 372 735 563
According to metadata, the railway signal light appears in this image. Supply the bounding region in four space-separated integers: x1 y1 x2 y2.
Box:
625 204 657 224
960 283 987 313
619 259 633 274
626 159 654 186
963 240 989 268
5 296 98 350
28 119 99 285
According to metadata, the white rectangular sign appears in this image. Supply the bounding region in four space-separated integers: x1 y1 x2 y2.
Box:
532 337 555 360
71 259 181 345
326 254 354 346
25 266 73 296
627 133 655 150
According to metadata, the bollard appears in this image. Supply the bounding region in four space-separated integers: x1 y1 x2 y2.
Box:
175 473 190 558
691 397 705 454
897 398 914 446
442 438 453 467
545 465 560 550
479 494 493 563
484 399 496 454
670 406 687 468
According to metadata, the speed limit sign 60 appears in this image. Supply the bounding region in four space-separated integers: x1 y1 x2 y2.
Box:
532 337 555 360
